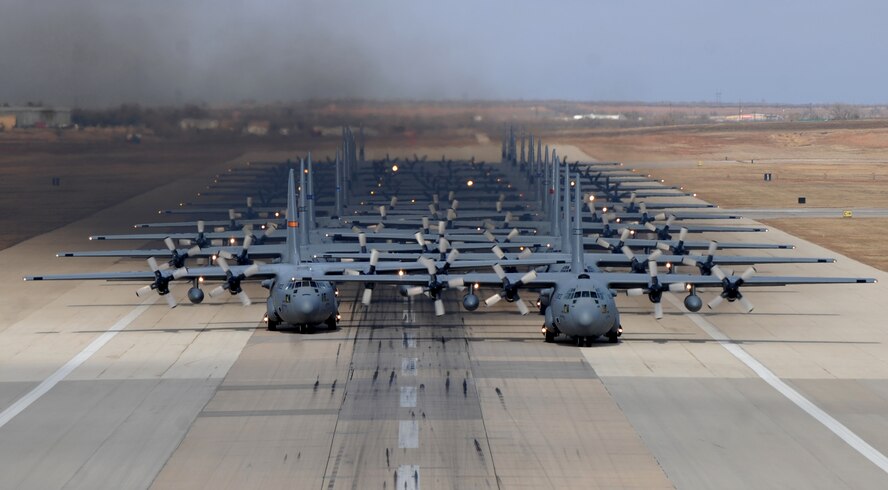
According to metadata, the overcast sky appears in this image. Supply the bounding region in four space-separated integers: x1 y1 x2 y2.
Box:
1 0 886 107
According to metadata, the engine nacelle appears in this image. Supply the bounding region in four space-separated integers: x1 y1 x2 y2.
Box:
684 293 703 312
538 287 554 307
187 287 204 304
398 285 410 297
462 293 480 311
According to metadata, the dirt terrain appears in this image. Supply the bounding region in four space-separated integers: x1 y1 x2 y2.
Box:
561 122 888 271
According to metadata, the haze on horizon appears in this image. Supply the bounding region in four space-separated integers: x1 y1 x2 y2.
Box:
0 0 885 108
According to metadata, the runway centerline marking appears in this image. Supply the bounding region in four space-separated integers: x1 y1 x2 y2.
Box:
668 295 888 475
399 420 419 448
400 386 417 408
401 358 418 376
396 464 420 490
0 295 158 429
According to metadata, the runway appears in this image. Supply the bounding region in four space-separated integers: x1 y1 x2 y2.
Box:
3 145 888 489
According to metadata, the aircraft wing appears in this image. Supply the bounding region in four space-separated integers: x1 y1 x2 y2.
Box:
599 272 875 290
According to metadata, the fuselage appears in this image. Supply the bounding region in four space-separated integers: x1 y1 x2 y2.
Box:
267 276 338 326
544 276 620 338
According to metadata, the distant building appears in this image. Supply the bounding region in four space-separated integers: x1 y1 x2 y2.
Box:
572 113 622 121
245 120 270 136
718 113 783 122
179 118 220 131
0 114 15 130
0 107 71 128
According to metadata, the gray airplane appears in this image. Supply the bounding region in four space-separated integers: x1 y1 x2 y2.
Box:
314 175 875 346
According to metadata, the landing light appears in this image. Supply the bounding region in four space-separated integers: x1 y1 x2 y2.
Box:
474 283 480 289
602 207 608 213
229 238 236 245
199 277 205 283
398 270 405 276
467 180 474 187
588 195 595 202
392 164 399 172
411 199 416 204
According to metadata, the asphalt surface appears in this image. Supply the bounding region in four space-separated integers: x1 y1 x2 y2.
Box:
2 145 888 489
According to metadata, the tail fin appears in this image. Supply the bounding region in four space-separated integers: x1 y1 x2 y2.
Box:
571 173 584 274
285 169 301 264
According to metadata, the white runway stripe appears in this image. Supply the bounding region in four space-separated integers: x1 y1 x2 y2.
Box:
396 464 420 490
400 386 417 408
0 295 158 429
399 420 419 448
671 296 888 475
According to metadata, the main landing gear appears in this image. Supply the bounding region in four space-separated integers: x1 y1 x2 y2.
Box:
542 325 558 343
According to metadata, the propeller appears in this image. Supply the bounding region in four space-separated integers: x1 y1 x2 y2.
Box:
135 257 186 308
656 227 690 255
483 264 537 315
681 241 719 275
208 256 259 306
405 250 464 316
621 245 662 274
645 215 678 240
219 230 255 265
626 261 685 319
595 228 632 253
360 249 380 306
250 222 277 245
707 266 756 312
164 237 200 269
179 220 218 248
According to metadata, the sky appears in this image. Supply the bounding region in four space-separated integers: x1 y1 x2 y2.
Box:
0 0 886 107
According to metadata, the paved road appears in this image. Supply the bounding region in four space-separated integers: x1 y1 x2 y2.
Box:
2 144 888 488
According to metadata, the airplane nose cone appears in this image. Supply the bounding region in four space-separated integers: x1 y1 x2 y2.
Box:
573 303 597 328
296 295 320 315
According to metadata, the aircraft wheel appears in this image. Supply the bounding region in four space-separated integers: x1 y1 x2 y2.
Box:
576 337 584 347
325 315 337 330
606 333 619 344
584 337 594 347
544 328 556 343
266 314 279 331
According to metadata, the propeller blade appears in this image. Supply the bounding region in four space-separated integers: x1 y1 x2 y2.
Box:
656 242 672 251
484 293 503 307
164 237 176 251
496 201 503 212
447 277 465 289
437 221 446 235
644 223 657 232
418 257 437 274
648 261 658 278
243 264 259 277
147 257 160 272
209 286 226 297
668 282 686 292
422 217 429 231
707 294 725 309
164 293 177 308
627 288 645 297
648 249 663 261
219 250 234 260
707 241 718 256
596 237 612 249
438 237 450 253
407 286 426 296
237 291 251 306
361 288 373 306
451 199 459 211
216 256 230 273
654 302 663 319
446 209 457 221
506 228 519 241
516 300 530 316
172 268 188 280
681 257 698 267
678 227 688 242
493 264 507 280
187 245 201 256
491 245 505 259
369 249 380 267
136 285 153 297
621 246 635 260
740 267 756 282
358 233 367 249
414 232 425 248
483 230 496 243
344 269 360 276
434 299 445 317
179 239 193 246
654 213 667 221
446 249 459 264
518 270 537 284
242 234 253 250
738 295 755 313
619 228 631 241
517 248 533 260
711 265 727 281
197 220 205 233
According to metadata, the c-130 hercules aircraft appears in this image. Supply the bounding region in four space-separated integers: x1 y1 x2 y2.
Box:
26 166 876 345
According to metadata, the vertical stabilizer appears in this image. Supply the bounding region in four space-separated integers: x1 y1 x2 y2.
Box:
571 173 584 274
299 159 308 248
562 161 570 253
285 169 301 264
307 152 315 241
